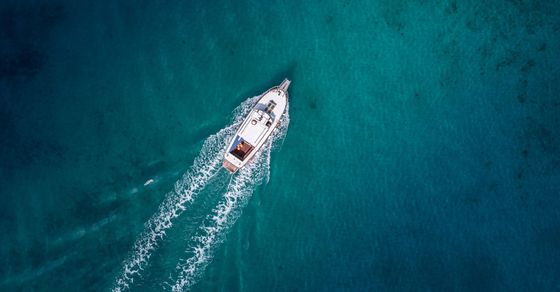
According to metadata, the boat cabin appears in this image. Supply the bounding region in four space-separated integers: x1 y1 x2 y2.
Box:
228 109 273 161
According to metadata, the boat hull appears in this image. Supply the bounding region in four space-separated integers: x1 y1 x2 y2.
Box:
223 79 290 173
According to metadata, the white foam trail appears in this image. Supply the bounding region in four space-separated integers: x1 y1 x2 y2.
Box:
113 96 259 292
170 144 270 292
170 109 290 291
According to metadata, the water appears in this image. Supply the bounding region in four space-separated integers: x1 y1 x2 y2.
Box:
113 97 257 291
1 0 560 291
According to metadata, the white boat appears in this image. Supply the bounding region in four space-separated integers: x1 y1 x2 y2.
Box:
223 79 290 173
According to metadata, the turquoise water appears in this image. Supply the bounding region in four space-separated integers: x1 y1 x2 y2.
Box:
1 0 560 291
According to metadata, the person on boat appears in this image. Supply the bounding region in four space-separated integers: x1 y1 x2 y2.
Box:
236 141 244 150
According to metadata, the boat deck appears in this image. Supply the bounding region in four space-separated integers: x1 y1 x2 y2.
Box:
230 141 254 160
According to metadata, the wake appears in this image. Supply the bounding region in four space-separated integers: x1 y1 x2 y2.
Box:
170 107 290 291
113 96 260 292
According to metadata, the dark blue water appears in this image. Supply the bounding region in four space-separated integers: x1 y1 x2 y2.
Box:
1 0 560 291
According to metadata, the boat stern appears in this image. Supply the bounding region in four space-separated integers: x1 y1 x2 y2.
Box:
223 159 238 173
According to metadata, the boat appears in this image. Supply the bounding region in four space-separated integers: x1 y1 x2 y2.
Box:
223 79 290 173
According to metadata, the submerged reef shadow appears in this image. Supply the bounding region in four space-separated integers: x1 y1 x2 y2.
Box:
0 2 65 80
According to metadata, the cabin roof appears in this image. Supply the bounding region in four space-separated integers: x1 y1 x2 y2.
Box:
239 111 269 145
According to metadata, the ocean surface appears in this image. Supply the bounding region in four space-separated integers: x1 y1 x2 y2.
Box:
1 0 560 291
